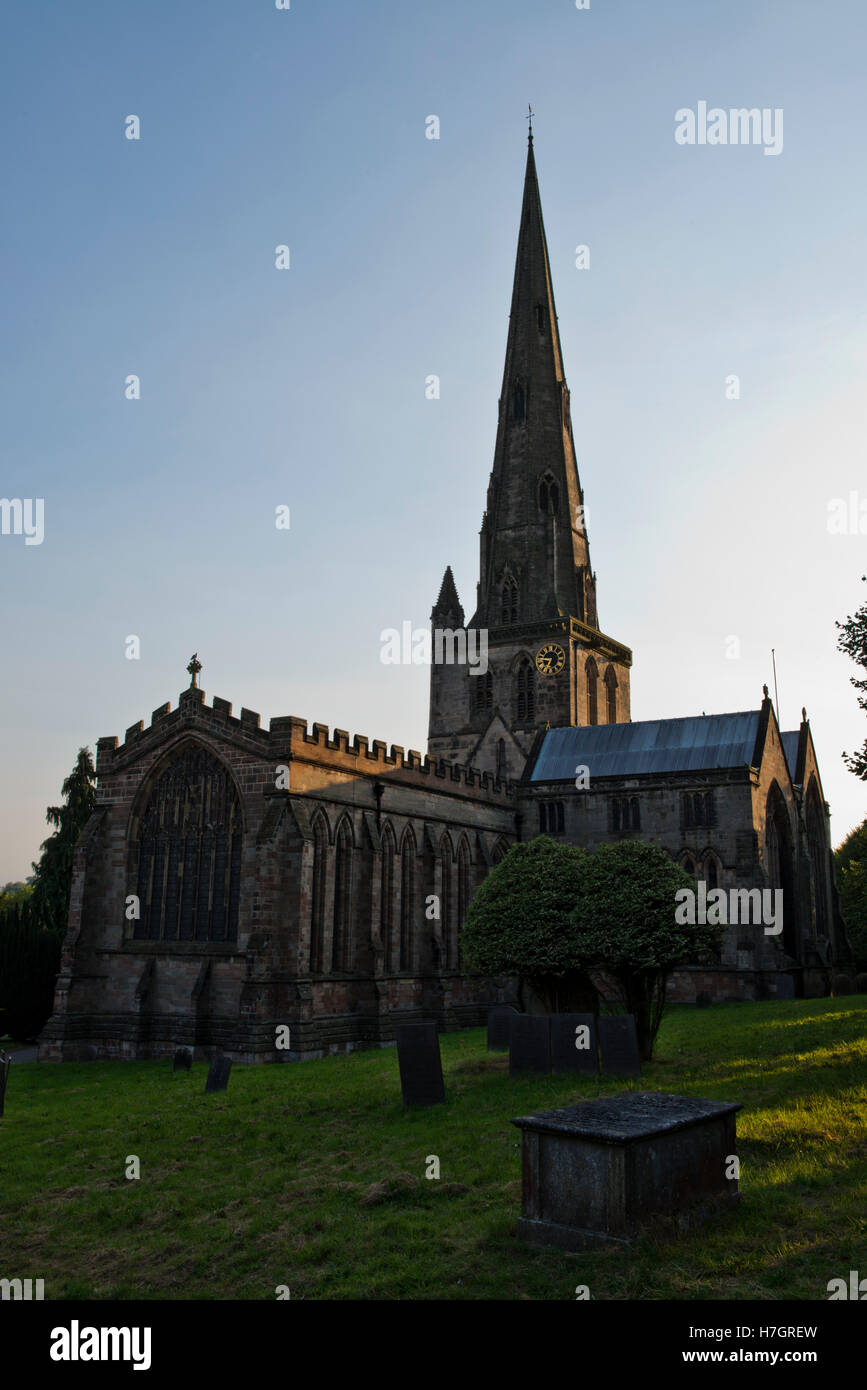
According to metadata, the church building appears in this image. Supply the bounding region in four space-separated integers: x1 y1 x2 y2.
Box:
38 134 847 1063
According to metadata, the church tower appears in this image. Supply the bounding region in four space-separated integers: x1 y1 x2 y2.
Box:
428 130 632 778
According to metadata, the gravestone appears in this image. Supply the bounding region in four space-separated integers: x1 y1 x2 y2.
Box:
0 1051 10 1118
173 1047 192 1073
551 1014 598 1075
695 992 712 1008
775 974 795 1000
512 1092 742 1250
205 1056 232 1093
487 1005 519 1051
396 1022 445 1106
509 1015 551 1075
598 1015 641 1077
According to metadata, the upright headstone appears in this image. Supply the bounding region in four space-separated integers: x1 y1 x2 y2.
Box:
205 1056 232 1093
775 974 795 1000
487 1005 519 1051
395 1023 445 1106
0 1051 10 1118
509 1015 551 1075
695 992 712 1008
551 1014 599 1075
598 1015 641 1077
173 1047 192 1072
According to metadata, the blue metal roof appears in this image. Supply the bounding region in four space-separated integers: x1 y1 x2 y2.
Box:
781 730 801 782
529 711 761 782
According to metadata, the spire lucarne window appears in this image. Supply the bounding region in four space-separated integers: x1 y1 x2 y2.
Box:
501 576 518 625
539 472 559 514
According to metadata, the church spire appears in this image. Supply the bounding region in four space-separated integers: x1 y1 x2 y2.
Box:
474 131 596 630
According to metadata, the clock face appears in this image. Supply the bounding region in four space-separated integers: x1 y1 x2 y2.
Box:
536 643 565 676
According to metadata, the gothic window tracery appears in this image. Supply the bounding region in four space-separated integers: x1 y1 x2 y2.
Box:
473 669 493 714
135 744 242 943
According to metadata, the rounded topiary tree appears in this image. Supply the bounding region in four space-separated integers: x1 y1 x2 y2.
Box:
461 836 597 1013
569 839 724 1060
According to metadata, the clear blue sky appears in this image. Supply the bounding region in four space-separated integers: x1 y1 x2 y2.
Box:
1 0 865 880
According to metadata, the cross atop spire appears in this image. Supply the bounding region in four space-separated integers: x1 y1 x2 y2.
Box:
527 104 534 143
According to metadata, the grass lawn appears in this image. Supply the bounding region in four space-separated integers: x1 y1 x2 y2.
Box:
2 996 866 1301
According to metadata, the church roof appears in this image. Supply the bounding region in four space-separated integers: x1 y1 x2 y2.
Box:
781 730 803 784
529 711 763 782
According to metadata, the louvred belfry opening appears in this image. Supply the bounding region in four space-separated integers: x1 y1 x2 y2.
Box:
135 744 242 942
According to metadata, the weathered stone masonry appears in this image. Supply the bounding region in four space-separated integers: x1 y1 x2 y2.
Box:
39 687 517 1062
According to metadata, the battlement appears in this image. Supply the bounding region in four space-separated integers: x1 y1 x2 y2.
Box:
277 716 514 800
96 688 270 769
94 692 514 801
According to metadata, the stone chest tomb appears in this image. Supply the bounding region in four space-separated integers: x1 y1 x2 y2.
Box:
512 1091 741 1250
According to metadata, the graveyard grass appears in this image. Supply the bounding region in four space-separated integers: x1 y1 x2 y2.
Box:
3 996 867 1301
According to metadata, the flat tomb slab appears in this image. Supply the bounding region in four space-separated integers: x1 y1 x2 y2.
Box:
511 1092 741 1251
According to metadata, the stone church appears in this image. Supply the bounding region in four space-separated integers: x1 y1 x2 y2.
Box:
39 134 847 1063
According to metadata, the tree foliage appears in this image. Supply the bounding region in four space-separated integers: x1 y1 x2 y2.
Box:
30 747 96 934
834 819 867 967
460 837 598 1012
0 897 61 1040
462 835 724 1057
0 748 95 1041
569 840 724 1059
836 576 867 780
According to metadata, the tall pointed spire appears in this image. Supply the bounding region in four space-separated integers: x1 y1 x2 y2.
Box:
473 130 596 630
428 131 632 772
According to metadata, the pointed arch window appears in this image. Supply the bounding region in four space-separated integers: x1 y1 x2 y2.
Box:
332 818 353 972
604 665 618 724
806 780 828 936
135 744 242 943
457 838 471 966
512 382 526 423
516 658 536 723
586 656 599 726
381 824 396 971
705 855 719 891
439 833 453 969
399 827 416 972
535 304 545 335
310 813 328 972
538 472 559 515
501 576 518 625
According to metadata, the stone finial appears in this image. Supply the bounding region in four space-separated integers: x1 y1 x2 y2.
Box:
187 652 202 689
802 706 807 723
762 683 769 699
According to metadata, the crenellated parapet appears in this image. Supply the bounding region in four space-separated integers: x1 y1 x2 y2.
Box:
93 691 515 803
